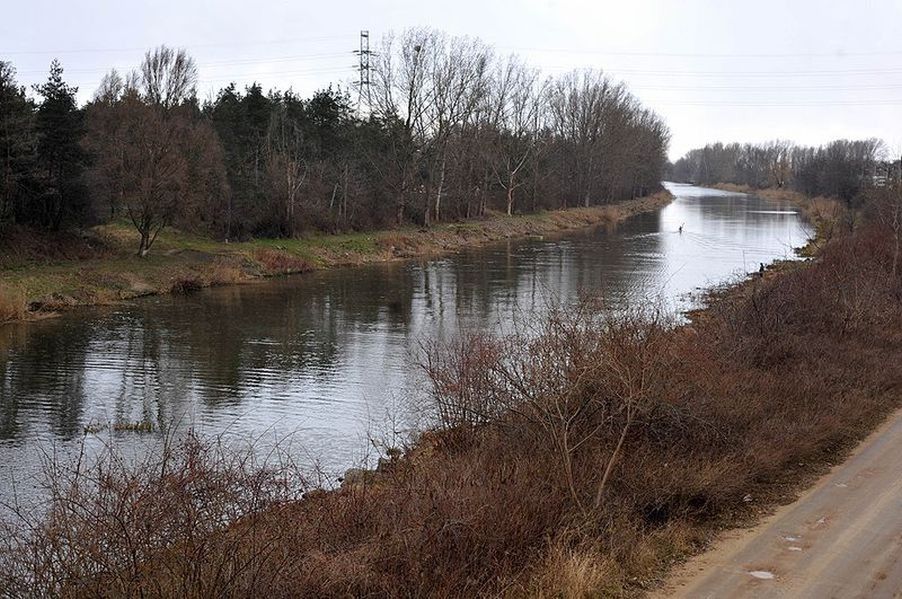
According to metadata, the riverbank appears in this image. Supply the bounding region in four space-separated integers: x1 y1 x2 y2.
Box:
710 183 847 255
3 189 899 597
709 182 806 203
0 191 671 324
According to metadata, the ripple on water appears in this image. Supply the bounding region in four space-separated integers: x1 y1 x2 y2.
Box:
0 184 811 508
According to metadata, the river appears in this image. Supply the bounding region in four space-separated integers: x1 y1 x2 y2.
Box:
0 183 809 506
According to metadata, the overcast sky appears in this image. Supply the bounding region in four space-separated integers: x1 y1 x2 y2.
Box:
3 0 901 160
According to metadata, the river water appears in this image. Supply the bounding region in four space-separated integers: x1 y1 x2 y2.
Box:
0 184 808 505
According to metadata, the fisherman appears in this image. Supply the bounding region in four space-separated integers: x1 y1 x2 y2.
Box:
758 263 765 277
678 223 684 234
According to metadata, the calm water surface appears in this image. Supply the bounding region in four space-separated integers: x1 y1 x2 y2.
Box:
0 184 808 504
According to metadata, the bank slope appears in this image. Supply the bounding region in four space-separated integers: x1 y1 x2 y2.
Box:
0 191 671 322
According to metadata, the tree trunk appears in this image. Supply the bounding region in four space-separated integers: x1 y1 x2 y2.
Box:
434 155 446 223
397 181 406 226
342 163 349 225
593 405 633 510
137 230 150 257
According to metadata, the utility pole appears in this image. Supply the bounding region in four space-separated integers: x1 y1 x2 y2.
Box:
354 30 374 115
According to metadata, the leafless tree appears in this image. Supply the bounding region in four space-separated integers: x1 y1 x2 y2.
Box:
485 57 543 215
370 29 433 225
265 105 309 237
140 46 198 110
673 138 884 202
372 29 493 225
426 36 491 223
85 50 225 256
547 71 622 207
93 69 124 105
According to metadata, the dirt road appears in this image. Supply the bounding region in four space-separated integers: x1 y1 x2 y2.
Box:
654 409 902 598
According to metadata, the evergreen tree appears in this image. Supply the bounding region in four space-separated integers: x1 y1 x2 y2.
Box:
33 60 88 230
0 61 37 227
207 83 244 239
209 82 273 237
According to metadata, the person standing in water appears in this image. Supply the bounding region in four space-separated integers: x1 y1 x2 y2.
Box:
678 223 684 234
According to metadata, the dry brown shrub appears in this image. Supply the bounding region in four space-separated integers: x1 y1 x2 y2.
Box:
0 434 307 598
376 232 416 256
424 301 677 516
206 261 245 286
169 274 203 294
254 248 314 274
0 286 27 322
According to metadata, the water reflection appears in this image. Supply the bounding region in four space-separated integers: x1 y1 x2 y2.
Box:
0 184 809 500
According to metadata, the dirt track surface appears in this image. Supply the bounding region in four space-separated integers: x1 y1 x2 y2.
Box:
653 409 902 598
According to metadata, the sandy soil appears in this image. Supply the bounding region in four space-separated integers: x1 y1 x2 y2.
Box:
653 408 902 598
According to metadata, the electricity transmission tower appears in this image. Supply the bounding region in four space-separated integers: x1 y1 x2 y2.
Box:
354 30 375 114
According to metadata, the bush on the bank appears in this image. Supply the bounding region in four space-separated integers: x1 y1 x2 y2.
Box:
169 275 203 294
0 287 26 323
254 248 314 274
0 435 306 597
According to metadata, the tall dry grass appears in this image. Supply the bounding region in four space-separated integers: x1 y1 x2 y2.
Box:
254 248 314 274
0 286 27 323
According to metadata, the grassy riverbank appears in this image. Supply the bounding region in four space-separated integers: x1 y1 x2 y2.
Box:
3 188 901 597
0 191 671 323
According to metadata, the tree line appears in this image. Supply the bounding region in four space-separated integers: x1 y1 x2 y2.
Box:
1 28 669 255
669 139 887 201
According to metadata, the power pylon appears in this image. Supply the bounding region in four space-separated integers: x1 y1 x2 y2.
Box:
354 30 375 114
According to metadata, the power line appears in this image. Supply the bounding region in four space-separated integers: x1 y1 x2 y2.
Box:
653 99 902 107
13 51 353 76
502 45 902 59
543 65 902 78
194 66 352 84
630 83 902 92
196 51 350 68
0 34 350 56
201 66 349 80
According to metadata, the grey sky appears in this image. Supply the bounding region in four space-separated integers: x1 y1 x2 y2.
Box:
3 0 901 160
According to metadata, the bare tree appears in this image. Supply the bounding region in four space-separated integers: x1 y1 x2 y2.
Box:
370 29 434 225
372 29 492 225
85 50 224 256
265 104 309 238
871 181 902 278
122 102 187 256
547 71 621 207
427 36 491 223
765 140 792 188
485 57 543 215
140 46 198 110
93 69 124 105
